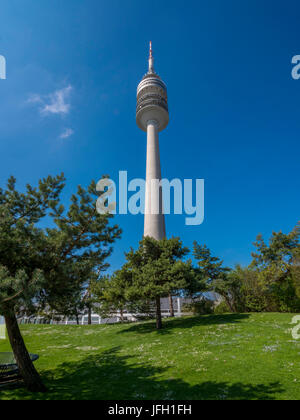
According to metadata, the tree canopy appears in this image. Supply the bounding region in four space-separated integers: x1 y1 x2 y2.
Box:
0 174 121 391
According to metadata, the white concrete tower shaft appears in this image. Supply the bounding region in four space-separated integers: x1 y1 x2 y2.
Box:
144 119 166 239
136 42 169 240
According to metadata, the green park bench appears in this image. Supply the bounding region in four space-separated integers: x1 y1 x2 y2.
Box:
0 353 39 387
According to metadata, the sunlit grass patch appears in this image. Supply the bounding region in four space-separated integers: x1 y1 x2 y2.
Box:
0 313 299 400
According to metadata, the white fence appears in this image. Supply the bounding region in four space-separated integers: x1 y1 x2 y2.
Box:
16 298 187 326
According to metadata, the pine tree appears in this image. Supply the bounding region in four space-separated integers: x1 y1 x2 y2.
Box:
91 268 132 322
0 175 121 391
124 237 191 330
192 242 232 309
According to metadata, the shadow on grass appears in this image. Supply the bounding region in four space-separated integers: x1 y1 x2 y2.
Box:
118 314 250 335
1 345 283 400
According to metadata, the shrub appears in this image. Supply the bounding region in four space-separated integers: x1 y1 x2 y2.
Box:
214 301 231 314
182 299 214 315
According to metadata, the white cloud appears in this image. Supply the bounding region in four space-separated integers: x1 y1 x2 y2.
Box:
60 128 74 139
42 85 72 115
27 93 43 104
27 85 73 116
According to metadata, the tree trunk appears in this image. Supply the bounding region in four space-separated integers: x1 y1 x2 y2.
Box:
88 306 92 325
155 296 162 330
4 310 47 392
168 294 175 317
224 296 234 313
120 308 124 322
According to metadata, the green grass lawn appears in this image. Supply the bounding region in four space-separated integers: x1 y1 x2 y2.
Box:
0 313 300 400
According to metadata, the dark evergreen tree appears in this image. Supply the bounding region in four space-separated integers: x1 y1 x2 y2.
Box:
0 175 121 391
124 237 191 330
91 268 132 322
192 242 233 309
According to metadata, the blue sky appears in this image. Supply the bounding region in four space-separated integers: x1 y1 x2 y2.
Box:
0 0 299 272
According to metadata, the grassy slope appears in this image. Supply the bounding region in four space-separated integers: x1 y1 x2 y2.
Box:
0 313 299 400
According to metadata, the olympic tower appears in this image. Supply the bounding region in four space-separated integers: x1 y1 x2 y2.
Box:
136 42 169 240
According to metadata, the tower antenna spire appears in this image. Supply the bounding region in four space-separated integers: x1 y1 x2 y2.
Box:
148 41 154 73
